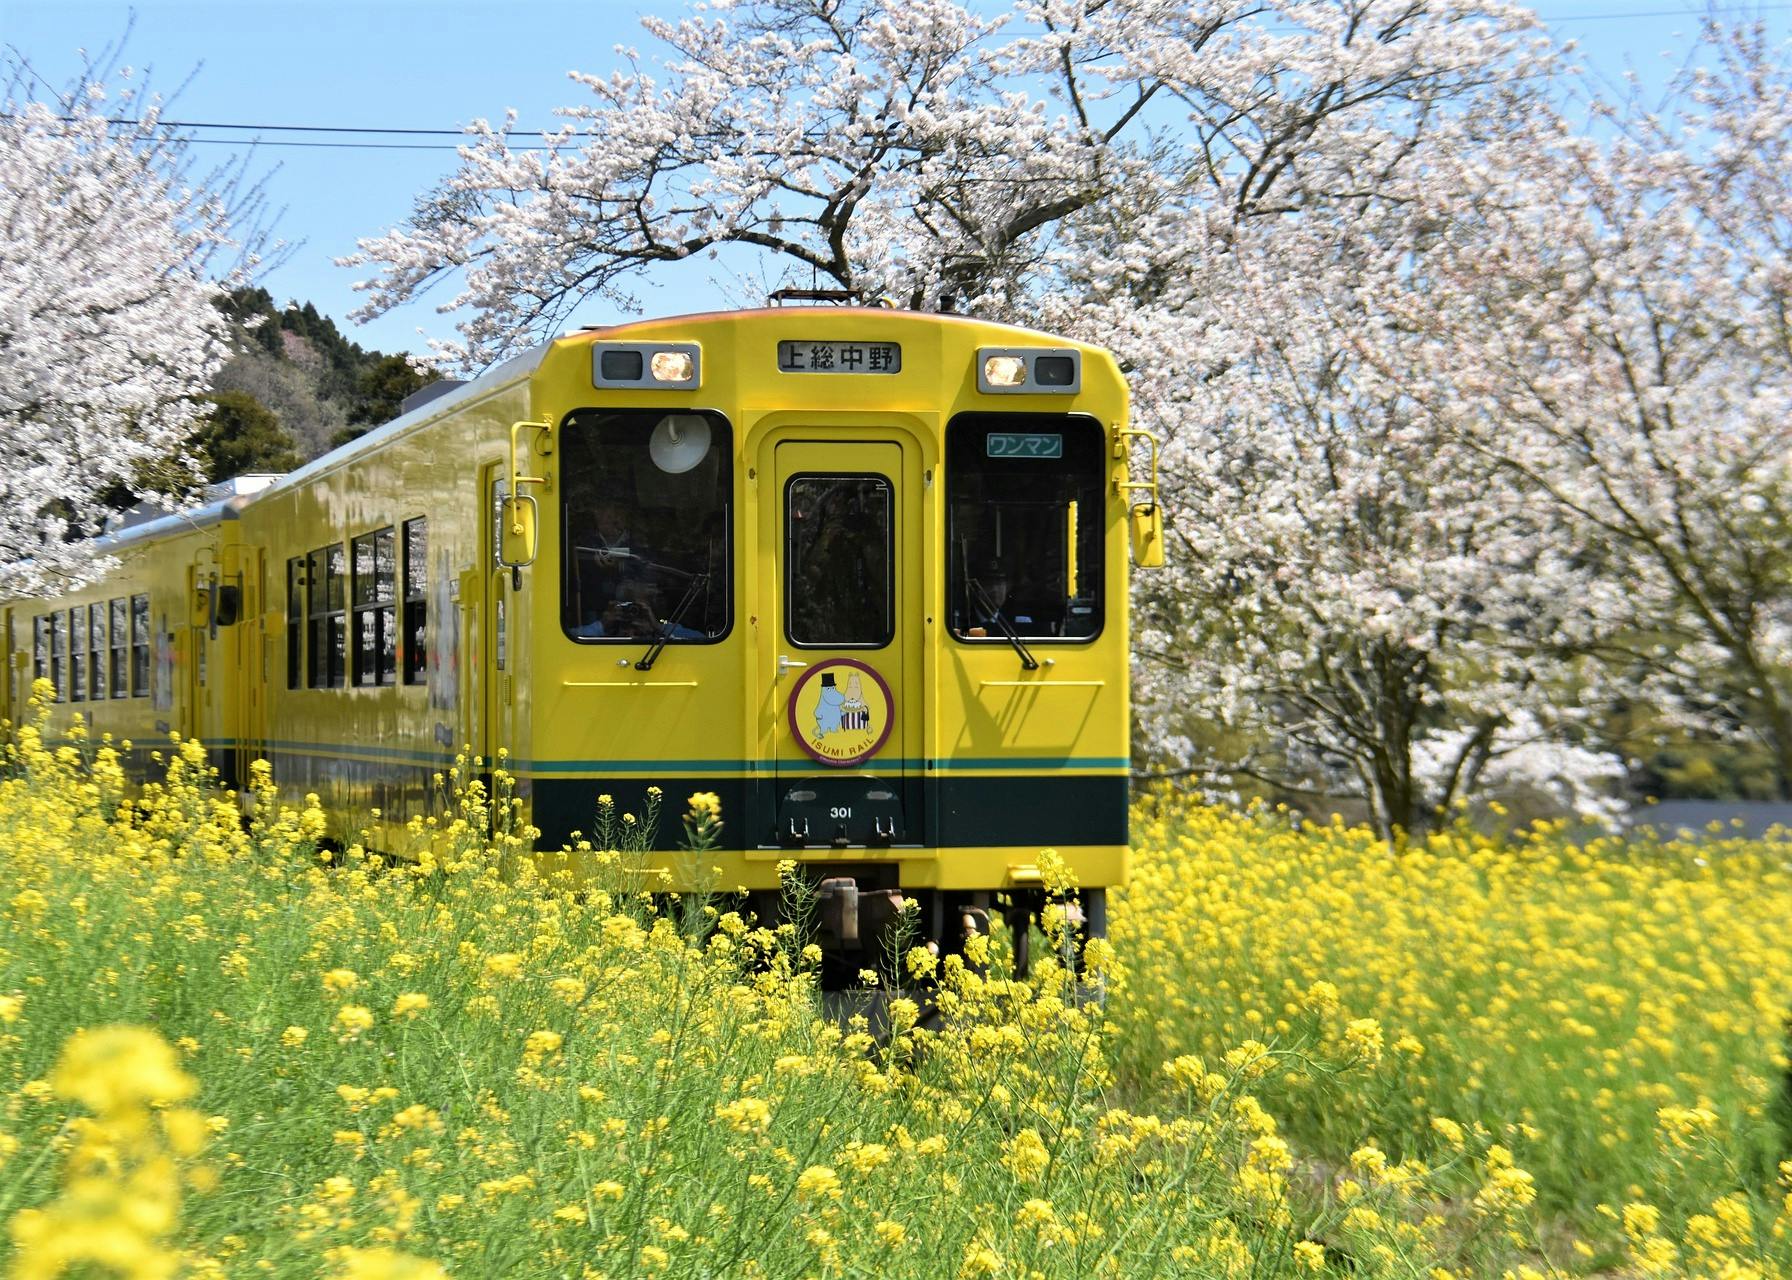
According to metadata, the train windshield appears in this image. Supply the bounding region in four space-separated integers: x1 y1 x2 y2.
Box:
560 408 732 643
946 413 1104 642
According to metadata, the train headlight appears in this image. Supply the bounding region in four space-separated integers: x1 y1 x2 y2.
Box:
592 342 702 389
982 355 1027 387
976 347 1082 394
651 350 695 383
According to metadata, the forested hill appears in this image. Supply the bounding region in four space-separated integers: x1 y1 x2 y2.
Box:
201 287 437 476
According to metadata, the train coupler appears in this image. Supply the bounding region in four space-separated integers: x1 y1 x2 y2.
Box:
814 876 909 958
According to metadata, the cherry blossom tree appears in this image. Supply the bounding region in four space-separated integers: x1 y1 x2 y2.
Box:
1414 21 1792 797
0 51 253 593
346 0 1542 370
1054 172 1623 839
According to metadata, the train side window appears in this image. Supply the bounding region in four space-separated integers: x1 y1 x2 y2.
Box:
49 611 64 701
286 558 305 690
946 413 1106 644
88 605 106 701
559 409 732 645
69 607 86 703
785 475 893 648
308 545 347 689
352 528 397 687
402 518 427 685
33 616 47 688
109 600 128 698
130 595 149 696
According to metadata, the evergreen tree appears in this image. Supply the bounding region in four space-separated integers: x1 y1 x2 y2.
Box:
191 391 300 482
331 354 436 447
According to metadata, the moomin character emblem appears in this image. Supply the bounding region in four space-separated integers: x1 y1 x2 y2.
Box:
789 660 893 767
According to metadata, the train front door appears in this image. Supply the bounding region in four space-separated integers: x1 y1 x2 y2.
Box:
765 439 921 848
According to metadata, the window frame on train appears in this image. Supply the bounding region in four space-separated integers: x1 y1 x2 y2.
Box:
557 408 734 647
286 557 305 690
783 471 895 650
68 606 86 703
351 525 399 688
88 604 107 701
49 611 65 701
944 412 1107 646
129 594 149 697
401 517 428 686
108 599 128 698
307 543 348 690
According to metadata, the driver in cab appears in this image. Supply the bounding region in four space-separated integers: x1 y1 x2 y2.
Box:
959 565 1033 637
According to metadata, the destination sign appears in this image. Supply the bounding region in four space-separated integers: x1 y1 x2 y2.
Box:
777 340 902 374
986 432 1064 459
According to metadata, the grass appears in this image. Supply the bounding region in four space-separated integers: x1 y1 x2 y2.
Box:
3 705 1792 1277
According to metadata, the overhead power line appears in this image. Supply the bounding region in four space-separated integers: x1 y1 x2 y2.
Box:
116 118 466 135
179 137 546 152
2 1 1785 153
0 112 555 142
0 113 563 151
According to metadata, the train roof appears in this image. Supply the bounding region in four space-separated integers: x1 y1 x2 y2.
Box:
102 308 1109 539
570 305 1110 349
93 475 282 552
241 307 1107 501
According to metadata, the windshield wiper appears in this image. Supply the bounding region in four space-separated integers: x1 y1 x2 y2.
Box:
636 572 710 671
968 577 1039 671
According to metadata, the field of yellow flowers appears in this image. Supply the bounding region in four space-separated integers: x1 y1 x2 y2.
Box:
3 712 1792 1277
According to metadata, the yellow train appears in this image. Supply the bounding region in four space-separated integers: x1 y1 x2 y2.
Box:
1 306 1161 978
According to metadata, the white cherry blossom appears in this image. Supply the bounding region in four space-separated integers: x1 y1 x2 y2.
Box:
0 54 252 593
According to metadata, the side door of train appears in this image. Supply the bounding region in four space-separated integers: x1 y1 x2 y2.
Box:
1 608 19 727
480 461 516 769
758 431 925 849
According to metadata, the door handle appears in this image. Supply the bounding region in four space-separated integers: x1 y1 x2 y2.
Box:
777 655 808 676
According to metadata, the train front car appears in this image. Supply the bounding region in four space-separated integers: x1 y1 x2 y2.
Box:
513 309 1154 983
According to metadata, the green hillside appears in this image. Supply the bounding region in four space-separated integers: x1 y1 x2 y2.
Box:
209 287 438 467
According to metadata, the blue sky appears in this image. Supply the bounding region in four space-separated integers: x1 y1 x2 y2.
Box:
5 0 1788 358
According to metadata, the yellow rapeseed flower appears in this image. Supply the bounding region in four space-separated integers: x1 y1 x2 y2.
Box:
958 1241 1004 1277
328 1246 450 1280
1343 1018 1384 1066
715 1097 773 1134
333 1006 375 1041
50 1025 197 1114
795 1165 842 1201
1001 1128 1050 1182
